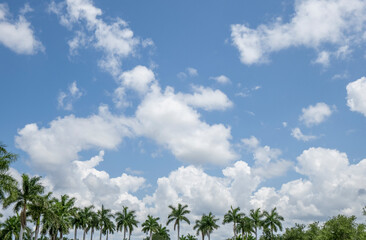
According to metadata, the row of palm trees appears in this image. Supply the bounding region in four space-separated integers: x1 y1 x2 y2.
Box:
1 144 284 240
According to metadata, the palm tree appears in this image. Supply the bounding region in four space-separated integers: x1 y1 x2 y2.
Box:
193 215 206 240
142 215 160 240
80 205 95 240
237 216 254 238
116 206 139 240
3 174 45 240
154 224 170 239
0 144 17 203
71 208 82 240
167 203 191 240
126 209 138 240
249 208 264 240
54 194 77 239
89 211 99 240
262 208 284 239
102 218 115 240
202 212 219 240
28 192 52 240
0 215 21 240
223 206 244 238
97 205 113 240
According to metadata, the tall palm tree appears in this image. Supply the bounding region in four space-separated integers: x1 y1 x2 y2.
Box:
237 216 254 238
142 215 160 240
54 194 77 239
80 205 95 240
249 208 264 240
71 208 82 240
126 209 138 240
223 206 244 238
89 211 99 240
0 144 17 203
154 224 170 240
193 215 207 240
0 215 21 240
3 174 45 240
116 206 139 240
28 192 52 240
262 208 284 239
97 205 113 240
102 218 115 240
167 203 191 240
202 212 219 240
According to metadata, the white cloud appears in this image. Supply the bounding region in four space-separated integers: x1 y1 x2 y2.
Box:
231 0 366 65
299 102 333 127
51 0 139 77
210 75 231 84
291 128 317 141
0 3 44 54
58 81 83 110
346 76 366 117
119 65 156 94
186 67 198 77
313 51 330 66
241 136 292 179
177 86 233 111
132 84 237 165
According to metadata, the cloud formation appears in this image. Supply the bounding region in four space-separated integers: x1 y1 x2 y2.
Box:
0 3 44 54
347 76 366 117
299 102 333 127
231 0 366 65
291 128 317 142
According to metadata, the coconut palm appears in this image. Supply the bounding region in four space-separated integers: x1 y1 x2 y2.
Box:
116 206 139 240
102 218 115 240
126 209 139 240
249 208 264 240
202 212 219 240
89 211 99 240
154 224 170 239
97 205 113 240
223 206 244 238
54 194 77 239
167 203 191 240
80 205 95 240
0 144 17 203
3 174 45 240
142 215 160 240
28 192 52 240
237 216 254 238
193 215 207 240
71 208 82 240
262 208 284 239
0 215 21 240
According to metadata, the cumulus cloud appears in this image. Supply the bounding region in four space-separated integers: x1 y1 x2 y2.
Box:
210 75 231 84
58 81 83 110
177 86 233 111
50 0 140 76
231 0 366 65
0 3 44 54
346 76 366 117
241 136 292 179
291 127 317 141
177 67 198 79
299 102 333 127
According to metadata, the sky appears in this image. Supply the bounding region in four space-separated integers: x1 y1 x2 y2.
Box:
1 0 366 239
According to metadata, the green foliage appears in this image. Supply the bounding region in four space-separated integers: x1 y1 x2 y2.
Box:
0 143 17 203
320 215 360 240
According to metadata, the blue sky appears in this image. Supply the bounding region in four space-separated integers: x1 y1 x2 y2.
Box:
1 0 366 238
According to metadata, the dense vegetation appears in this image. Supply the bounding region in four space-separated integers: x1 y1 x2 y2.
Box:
1 144 365 240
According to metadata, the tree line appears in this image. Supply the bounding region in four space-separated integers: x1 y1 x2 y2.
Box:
1 144 366 240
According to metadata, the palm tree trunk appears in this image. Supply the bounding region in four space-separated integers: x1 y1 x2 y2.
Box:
177 224 180 240
19 225 24 240
208 233 210 240
128 231 131 240
99 229 102 240
60 231 64 239
34 220 40 240
83 229 86 240
234 222 236 238
91 228 94 240
149 230 152 240
74 226 78 240
106 230 109 240
201 232 204 240
123 227 126 240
